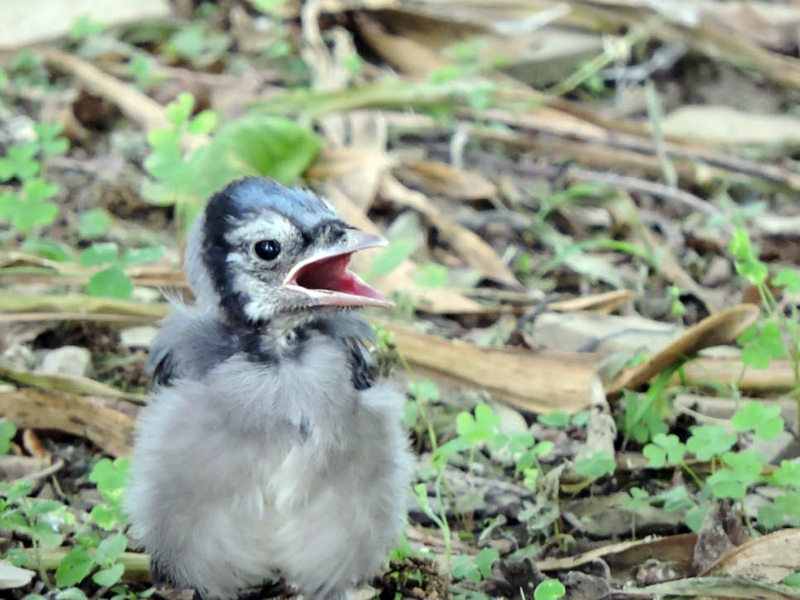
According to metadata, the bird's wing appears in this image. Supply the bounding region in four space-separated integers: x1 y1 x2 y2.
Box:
147 309 238 388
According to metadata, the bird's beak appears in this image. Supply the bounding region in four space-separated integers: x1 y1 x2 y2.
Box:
282 230 394 308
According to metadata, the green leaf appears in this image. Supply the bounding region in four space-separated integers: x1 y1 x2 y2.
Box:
729 227 767 285
30 500 64 515
55 547 94 587
0 418 16 454
166 92 195 125
450 554 480 582
707 451 763 499
68 15 104 41
574 451 616 480
85 266 132 299
95 534 127 566
90 458 130 499
774 460 800 490
534 579 566 600
775 491 800 516
758 504 783 530
7 548 28 566
34 518 64 548
21 238 74 262
773 269 800 292
187 110 218 135
23 178 59 203
731 400 784 440
686 425 736 461
784 572 800 588
728 227 755 262
414 263 449 288
12 202 58 232
211 115 322 183
77 209 110 239
93 563 125 587
0 190 19 219
0 142 39 182
456 404 500 444
645 433 686 466
147 127 181 151
643 444 666 468
56 588 89 600
90 504 118 530
403 399 418 429
474 547 499 578
121 247 163 266
367 237 418 280
79 242 118 267
538 412 570 429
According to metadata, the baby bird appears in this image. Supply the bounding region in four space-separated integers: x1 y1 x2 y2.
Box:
125 177 412 600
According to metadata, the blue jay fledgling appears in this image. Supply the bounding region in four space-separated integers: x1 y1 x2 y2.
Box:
125 177 413 600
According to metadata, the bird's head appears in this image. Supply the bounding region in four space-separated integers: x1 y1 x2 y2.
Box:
185 177 391 324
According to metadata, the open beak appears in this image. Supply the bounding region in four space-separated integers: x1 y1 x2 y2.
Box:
282 230 394 308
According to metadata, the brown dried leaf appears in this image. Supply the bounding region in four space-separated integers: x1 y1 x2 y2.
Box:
384 323 603 413
701 528 800 583
21 429 50 460
0 388 137 457
606 304 760 394
401 161 499 201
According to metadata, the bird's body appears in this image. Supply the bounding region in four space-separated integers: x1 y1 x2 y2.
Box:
125 178 412 599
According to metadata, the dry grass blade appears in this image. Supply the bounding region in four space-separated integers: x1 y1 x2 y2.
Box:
548 290 634 313
0 295 170 318
0 360 148 405
379 175 522 289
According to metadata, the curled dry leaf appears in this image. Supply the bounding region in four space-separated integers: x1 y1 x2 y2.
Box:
21 428 50 459
700 528 800 582
606 304 760 394
384 322 604 413
0 388 137 457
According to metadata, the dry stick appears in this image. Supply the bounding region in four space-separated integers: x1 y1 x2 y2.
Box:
33 47 169 133
13 459 65 485
446 150 723 220
462 109 800 191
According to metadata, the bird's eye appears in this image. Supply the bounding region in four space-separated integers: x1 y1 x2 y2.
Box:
253 239 281 261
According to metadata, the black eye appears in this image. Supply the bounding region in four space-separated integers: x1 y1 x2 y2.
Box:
253 240 281 261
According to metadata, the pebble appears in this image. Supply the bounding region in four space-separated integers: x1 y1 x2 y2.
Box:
40 346 92 378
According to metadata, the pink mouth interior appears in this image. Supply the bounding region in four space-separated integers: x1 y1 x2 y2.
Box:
294 253 384 301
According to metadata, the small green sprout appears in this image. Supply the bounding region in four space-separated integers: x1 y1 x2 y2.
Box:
574 451 615 480
731 400 784 440
534 579 566 600
450 548 499 582
643 433 686 468
0 418 16 454
686 425 736 461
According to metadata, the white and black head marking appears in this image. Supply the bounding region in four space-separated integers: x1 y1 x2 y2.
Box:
201 178 345 323
196 177 390 326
